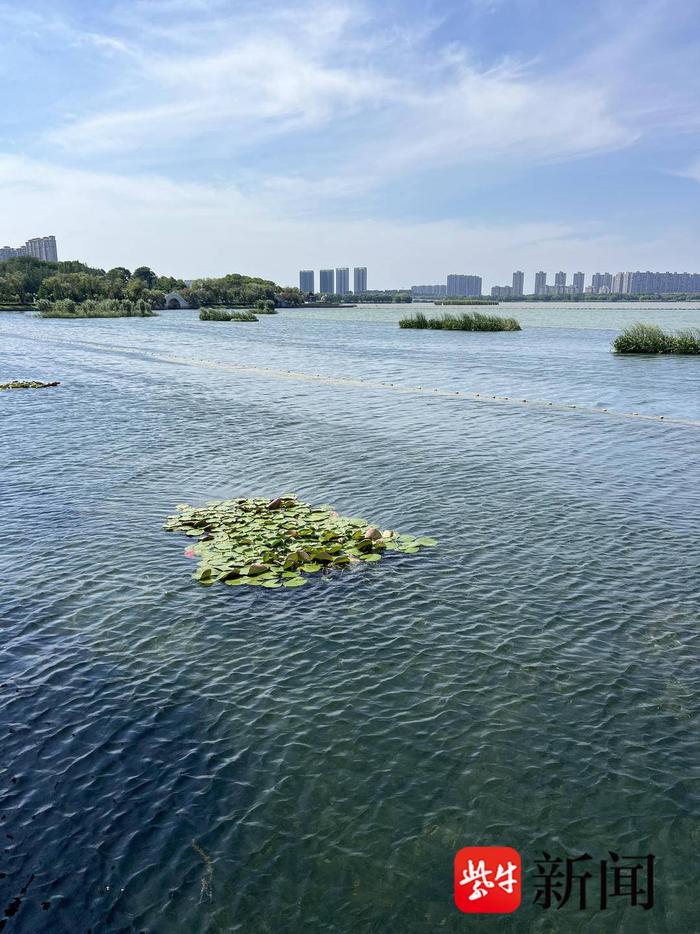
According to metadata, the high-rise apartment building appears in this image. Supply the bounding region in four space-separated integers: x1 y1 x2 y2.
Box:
319 269 335 293
511 270 524 297
299 270 314 293
591 272 614 293
612 272 625 294
627 271 700 294
446 274 482 297
572 272 585 293
335 267 350 295
0 235 58 263
534 271 547 296
353 266 367 293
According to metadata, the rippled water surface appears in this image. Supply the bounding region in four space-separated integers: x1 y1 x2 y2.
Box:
1 303 699 933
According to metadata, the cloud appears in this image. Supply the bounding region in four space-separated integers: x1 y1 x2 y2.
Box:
48 35 393 154
41 0 634 183
676 158 700 184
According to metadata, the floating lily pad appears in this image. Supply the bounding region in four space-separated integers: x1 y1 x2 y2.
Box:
164 494 436 590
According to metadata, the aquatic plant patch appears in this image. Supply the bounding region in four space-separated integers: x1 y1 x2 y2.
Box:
37 298 155 318
0 380 60 390
399 311 521 331
612 324 700 354
165 495 437 588
199 308 259 322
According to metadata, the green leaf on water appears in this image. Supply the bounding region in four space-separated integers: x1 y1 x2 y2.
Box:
165 496 436 592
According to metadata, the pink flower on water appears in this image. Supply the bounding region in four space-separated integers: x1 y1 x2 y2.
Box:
184 548 196 558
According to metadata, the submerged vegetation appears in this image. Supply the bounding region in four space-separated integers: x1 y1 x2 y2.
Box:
399 311 521 331
165 495 437 589
37 298 155 318
0 380 60 390
612 324 700 354
199 308 259 322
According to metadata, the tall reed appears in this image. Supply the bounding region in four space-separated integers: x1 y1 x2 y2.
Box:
613 323 700 354
399 311 521 331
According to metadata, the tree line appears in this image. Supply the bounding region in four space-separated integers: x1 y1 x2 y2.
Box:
0 257 303 308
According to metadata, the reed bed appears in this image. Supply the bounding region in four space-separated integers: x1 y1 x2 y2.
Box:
399 311 521 331
37 298 155 318
199 308 258 322
612 323 700 354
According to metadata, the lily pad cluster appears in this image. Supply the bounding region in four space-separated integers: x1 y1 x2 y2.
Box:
0 380 60 390
164 494 437 589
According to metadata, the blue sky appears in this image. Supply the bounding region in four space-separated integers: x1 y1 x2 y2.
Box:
1 0 699 289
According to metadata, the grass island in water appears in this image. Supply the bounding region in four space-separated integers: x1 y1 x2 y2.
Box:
37 298 156 318
165 495 437 589
200 299 278 321
612 323 700 354
399 311 521 331
0 380 60 390
199 308 259 322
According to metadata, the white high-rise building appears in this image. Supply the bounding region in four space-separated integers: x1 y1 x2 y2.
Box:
534 271 547 296
512 270 524 296
572 271 585 293
612 272 626 293
0 235 58 263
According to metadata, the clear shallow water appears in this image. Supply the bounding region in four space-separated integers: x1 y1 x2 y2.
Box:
1 304 699 933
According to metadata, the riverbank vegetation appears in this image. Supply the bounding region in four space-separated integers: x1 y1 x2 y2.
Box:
0 380 60 390
199 308 258 321
165 495 437 589
399 311 522 331
612 324 700 354
0 257 302 310
37 298 156 318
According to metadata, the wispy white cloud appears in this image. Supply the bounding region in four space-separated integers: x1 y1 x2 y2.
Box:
41 0 638 195
676 157 700 184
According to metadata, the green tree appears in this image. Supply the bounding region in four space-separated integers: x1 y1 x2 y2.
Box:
132 266 157 288
107 266 132 283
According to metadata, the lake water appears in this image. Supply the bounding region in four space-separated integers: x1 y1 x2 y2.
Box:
1 303 699 932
